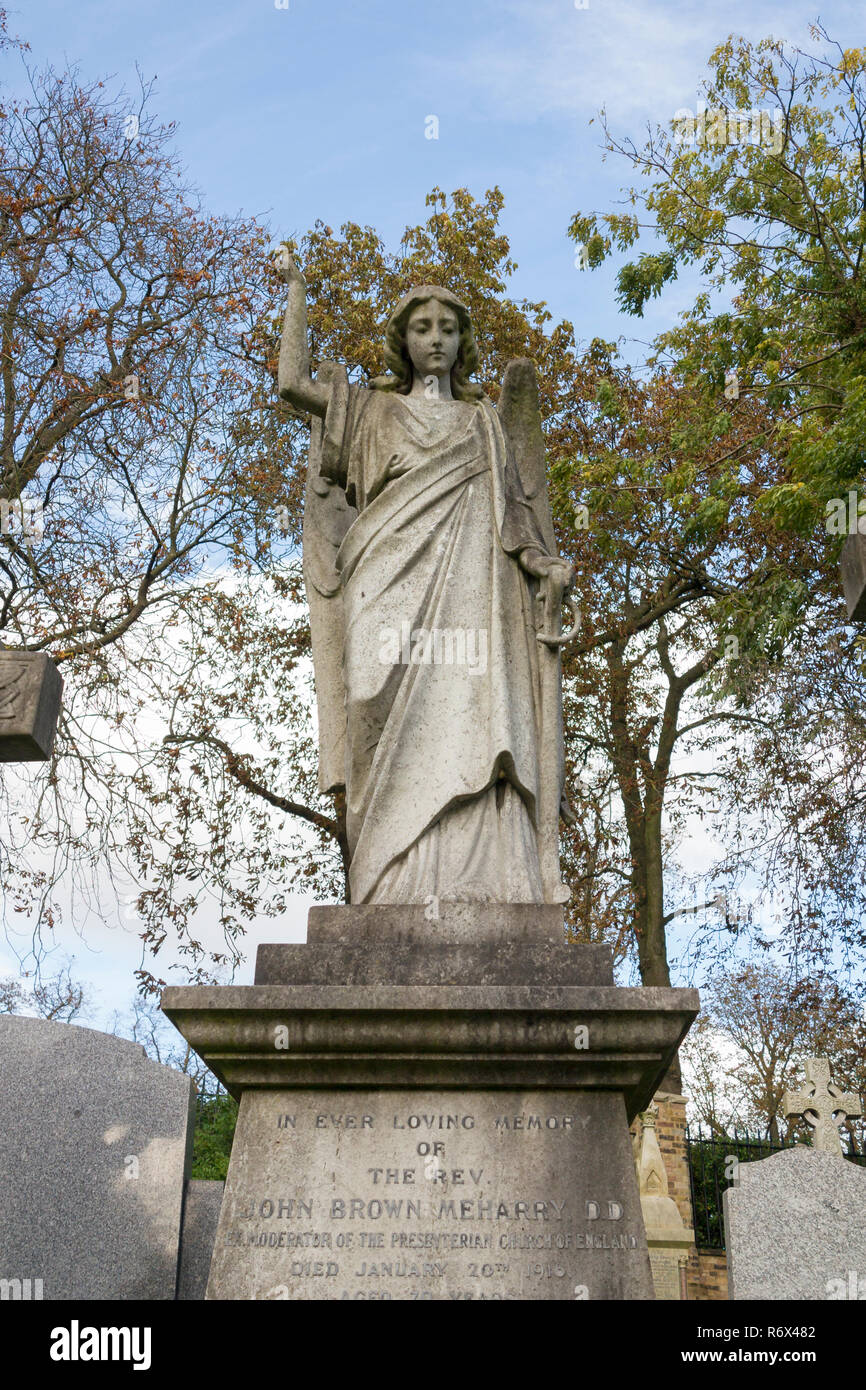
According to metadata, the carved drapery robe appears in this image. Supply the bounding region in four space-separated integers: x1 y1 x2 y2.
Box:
317 380 555 905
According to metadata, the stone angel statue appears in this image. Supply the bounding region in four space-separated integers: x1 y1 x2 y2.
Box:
275 247 577 906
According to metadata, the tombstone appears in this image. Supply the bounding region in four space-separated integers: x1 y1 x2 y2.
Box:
724 1148 866 1300
164 905 698 1301
0 1016 195 1299
634 1103 694 1300
0 663 225 1300
725 1059 866 1300
177 1180 226 1300
840 533 866 623
0 651 63 761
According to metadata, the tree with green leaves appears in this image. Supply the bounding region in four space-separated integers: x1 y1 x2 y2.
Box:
569 22 866 529
561 24 866 1053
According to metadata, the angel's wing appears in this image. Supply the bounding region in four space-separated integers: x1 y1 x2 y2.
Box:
497 357 571 903
497 357 557 555
302 361 357 794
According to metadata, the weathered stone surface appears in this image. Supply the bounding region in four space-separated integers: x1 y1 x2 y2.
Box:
783 1057 862 1153
178 1180 225 1301
724 1147 866 1300
0 1016 195 1300
277 254 576 906
635 1104 694 1246
647 1250 686 1301
841 533 866 622
0 651 63 761
634 1103 693 1301
255 941 613 986
205 1089 652 1301
306 903 566 946
162 979 698 1113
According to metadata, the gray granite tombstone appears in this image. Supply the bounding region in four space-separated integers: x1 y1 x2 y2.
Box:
724 1147 866 1300
0 1016 195 1299
177 1180 225 1300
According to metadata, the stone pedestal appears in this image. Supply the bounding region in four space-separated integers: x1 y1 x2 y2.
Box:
162 906 697 1301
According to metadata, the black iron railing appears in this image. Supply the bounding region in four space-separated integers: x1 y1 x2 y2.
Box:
686 1124 866 1250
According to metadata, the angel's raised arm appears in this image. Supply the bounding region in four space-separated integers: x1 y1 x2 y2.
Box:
274 248 331 419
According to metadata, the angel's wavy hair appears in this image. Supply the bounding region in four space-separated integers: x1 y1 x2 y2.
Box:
370 285 484 402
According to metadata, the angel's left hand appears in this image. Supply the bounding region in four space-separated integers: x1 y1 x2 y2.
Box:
520 548 575 589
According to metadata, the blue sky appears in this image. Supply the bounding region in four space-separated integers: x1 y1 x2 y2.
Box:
3 0 864 1023
8 0 865 358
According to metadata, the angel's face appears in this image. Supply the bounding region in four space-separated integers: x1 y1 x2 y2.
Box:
404 300 460 381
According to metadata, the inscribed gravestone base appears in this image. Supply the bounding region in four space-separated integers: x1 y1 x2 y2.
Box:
0 1016 195 1299
164 904 699 1301
163 269 698 1300
724 1147 866 1300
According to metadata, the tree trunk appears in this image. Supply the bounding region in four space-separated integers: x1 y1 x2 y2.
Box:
606 641 683 1092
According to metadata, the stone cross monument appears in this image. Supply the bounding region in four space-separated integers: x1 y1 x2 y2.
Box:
783 1057 862 1155
163 259 698 1300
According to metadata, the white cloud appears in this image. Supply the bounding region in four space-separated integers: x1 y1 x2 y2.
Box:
434 0 864 128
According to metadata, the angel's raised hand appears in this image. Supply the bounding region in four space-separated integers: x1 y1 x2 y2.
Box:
273 246 306 286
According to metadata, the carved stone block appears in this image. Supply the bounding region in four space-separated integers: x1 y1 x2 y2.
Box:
0 651 63 761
